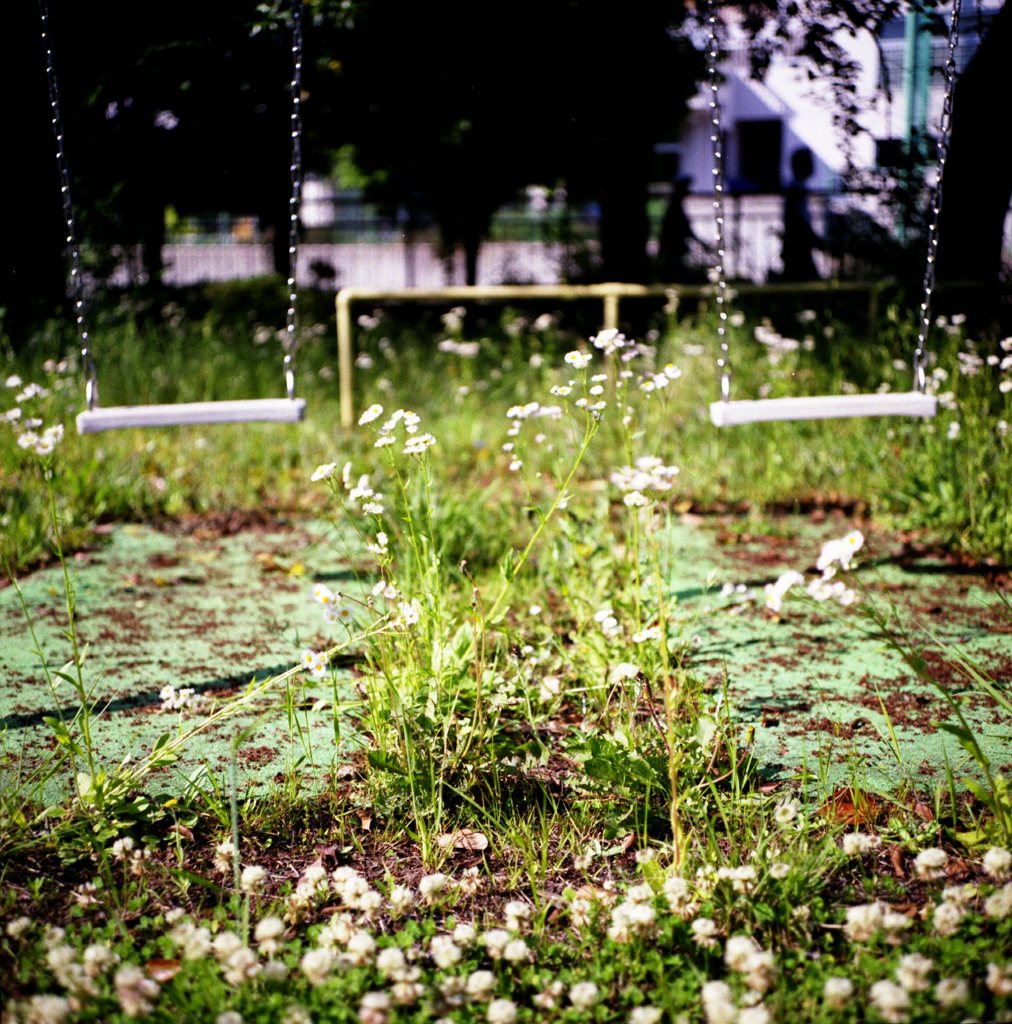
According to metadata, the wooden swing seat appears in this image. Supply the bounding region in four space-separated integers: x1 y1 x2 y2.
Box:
76 397 306 434
708 391 936 427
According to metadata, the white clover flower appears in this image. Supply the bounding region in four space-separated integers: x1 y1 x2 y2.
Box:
896 952 933 992
429 935 462 970
568 981 599 1009
913 847 948 881
487 997 518 1024
418 872 449 904
300 947 335 987
482 928 511 959
217 1012 245 1024
114 964 160 1018
240 864 267 893
111 836 136 861
844 901 884 942
629 1008 663 1024
463 969 495 1001
691 916 720 948
502 937 530 963
663 875 695 916
987 962 1012 996
17 994 72 1023
716 864 757 892
359 990 391 1024
344 930 377 967
212 931 244 963
607 899 656 942
983 846 1012 880
385 884 413 917
503 899 532 931
934 976 968 1009
701 980 737 1024
6 916 34 940
822 976 854 1009
254 916 286 956
375 947 409 979
869 979 909 1023
842 833 879 859
5 374 23 388
985 881 1012 919
222 945 261 986
564 350 592 369
725 934 760 972
739 1007 771 1024
881 911 912 945
311 462 338 482
932 899 964 936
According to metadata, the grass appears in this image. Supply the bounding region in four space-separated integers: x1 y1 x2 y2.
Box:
1 284 1010 1022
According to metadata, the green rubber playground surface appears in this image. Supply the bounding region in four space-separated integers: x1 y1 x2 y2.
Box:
1 513 1009 803
0 515 370 803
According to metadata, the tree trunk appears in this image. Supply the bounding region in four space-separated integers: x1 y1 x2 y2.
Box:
935 1 1011 291
598 144 651 283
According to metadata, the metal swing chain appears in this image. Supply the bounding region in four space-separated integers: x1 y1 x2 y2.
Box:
703 2 732 402
40 0 99 411
704 0 962 403
41 1 305 408
284 0 304 402
913 0 962 395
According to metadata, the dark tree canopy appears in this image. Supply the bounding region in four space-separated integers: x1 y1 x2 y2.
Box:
1 0 1005 333
327 0 702 283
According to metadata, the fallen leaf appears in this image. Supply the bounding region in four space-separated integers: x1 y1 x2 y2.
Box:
436 828 489 851
818 787 881 826
145 959 181 983
889 845 906 878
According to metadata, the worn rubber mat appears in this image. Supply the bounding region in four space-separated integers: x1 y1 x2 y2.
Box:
1 513 1009 805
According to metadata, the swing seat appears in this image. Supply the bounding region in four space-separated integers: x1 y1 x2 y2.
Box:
709 391 936 427
76 397 306 434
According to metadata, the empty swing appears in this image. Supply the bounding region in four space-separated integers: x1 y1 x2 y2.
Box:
40 1 308 434
703 0 961 428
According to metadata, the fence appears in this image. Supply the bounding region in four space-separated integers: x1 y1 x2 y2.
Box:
333 280 888 428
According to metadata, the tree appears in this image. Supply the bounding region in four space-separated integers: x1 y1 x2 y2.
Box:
935 0 1011 288
1 1 301 335
327 0 702 284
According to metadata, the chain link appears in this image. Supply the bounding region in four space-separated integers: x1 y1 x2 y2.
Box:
704 2 732 402
41 1 306 407
704 1 962 401
284 0 304 401
914 0 962 394
40 0 99 410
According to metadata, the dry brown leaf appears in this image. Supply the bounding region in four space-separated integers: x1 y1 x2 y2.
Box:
889 845 906 878
145 959 181 982
436 829 489 851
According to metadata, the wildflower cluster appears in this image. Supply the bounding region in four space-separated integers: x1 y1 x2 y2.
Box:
3 373 67 457
756 529 864 614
